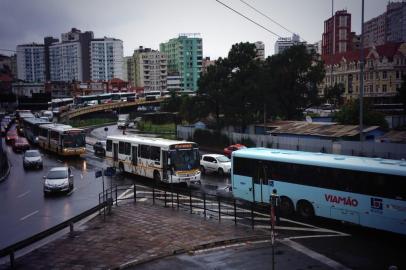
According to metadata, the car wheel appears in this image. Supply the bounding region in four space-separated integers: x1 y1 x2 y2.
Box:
200 165 205 174
218 168 224 176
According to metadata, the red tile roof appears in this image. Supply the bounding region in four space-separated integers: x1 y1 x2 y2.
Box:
322 42 403 65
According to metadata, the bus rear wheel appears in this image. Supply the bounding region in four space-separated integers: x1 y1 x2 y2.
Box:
297 200 314 219
153 171 161 184
119 162 125 174
280 197 294 217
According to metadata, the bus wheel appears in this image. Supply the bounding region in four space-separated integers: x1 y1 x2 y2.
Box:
153 171 160 183
119 162 125 173
280 197 294 217
297 200 314 219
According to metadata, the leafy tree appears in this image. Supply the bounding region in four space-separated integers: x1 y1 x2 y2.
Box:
333 99 388 128
161 91 182 112
324 83 345 107
265 45 325 119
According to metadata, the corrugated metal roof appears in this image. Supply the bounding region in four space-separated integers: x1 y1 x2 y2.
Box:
379 130 406 143
265 121 380 138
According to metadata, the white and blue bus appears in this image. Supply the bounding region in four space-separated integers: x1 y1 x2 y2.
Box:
231 148 406 235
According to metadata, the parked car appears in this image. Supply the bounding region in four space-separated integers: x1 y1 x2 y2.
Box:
43 167 74 195
200 154 231 176
23 150 43 169
12 137 30 152
93 140 106 156
5 130 18 144
223 144 246 158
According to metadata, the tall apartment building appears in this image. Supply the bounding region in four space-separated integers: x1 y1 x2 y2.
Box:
160 34 203 91
49 42 83 82
322 10 352 56
129 46 167 93
16 43 46 82
364 2 406 47
48 28 93 82
274 34 303 54
90 38 124 81
254 41 265 60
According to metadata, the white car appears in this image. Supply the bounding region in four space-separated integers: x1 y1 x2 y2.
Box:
43 167 74 195
200 154 231 176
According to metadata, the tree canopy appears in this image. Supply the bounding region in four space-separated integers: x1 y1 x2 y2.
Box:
168 42 325 129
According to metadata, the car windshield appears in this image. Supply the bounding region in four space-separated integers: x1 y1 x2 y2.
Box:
216 156 230 163
47 170 68 179
62 134 85 148
25 151 40 157
169 149 199 171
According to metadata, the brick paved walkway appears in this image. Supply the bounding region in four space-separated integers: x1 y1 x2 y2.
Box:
4 202 266 269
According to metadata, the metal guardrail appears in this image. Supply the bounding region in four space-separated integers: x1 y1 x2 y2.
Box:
0 183 273 268
0 200 108 268
106 183 272 230
60 97 166 120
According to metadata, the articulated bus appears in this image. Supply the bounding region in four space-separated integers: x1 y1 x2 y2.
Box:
106 135 201 185
231 148 406 235
22 117 52 144
37 124 86 156
49 98 74 116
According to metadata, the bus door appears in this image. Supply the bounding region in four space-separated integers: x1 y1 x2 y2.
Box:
131 146 137 165
113 143 118 161
131 145 137 174
254 161 270 203
162 150 168 180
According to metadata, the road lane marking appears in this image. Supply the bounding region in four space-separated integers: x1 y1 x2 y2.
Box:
280 238 351 270
20 210 39 221
17 190 31 198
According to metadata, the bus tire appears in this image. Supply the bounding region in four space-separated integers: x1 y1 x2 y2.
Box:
280 196 294 217
153 171 160 184
297 200 314 219
119 162 125 174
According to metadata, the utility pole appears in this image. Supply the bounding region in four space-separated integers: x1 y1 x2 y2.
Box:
359 0 365 141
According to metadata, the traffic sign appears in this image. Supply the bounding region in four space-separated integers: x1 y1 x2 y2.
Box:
95 170 102 178
105 167 116 177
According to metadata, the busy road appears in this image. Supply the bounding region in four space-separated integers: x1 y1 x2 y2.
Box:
0 124 231 249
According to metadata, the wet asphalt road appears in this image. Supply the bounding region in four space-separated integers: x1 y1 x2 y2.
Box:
0 124 230 250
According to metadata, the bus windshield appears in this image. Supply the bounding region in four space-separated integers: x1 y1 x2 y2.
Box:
170 149 199 171
62 133 85 148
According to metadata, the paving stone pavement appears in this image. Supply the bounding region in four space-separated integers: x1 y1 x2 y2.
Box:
1 202 267 270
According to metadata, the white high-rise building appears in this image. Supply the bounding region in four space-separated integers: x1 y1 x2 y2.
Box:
16 43 45 82
132 46 167 93
90 38 124 81
49 42 82 81
274 34 302 54
254 41 265 60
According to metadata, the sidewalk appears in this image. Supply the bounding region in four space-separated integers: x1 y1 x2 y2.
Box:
1 202 266 270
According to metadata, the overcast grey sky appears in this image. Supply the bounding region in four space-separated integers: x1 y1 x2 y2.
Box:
0 0 391 58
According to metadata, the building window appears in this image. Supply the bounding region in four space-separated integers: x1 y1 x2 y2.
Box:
382 85 387 92
383 71 387 79
396 71 400 79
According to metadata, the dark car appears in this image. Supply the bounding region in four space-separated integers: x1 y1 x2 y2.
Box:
223 144 246 158
12 137 30 152
93 140 106 156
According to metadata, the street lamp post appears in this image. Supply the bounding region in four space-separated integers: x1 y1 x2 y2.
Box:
359 0 365 141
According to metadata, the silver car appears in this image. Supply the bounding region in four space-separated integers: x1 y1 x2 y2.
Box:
43 167 74 195
23 150 43 169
